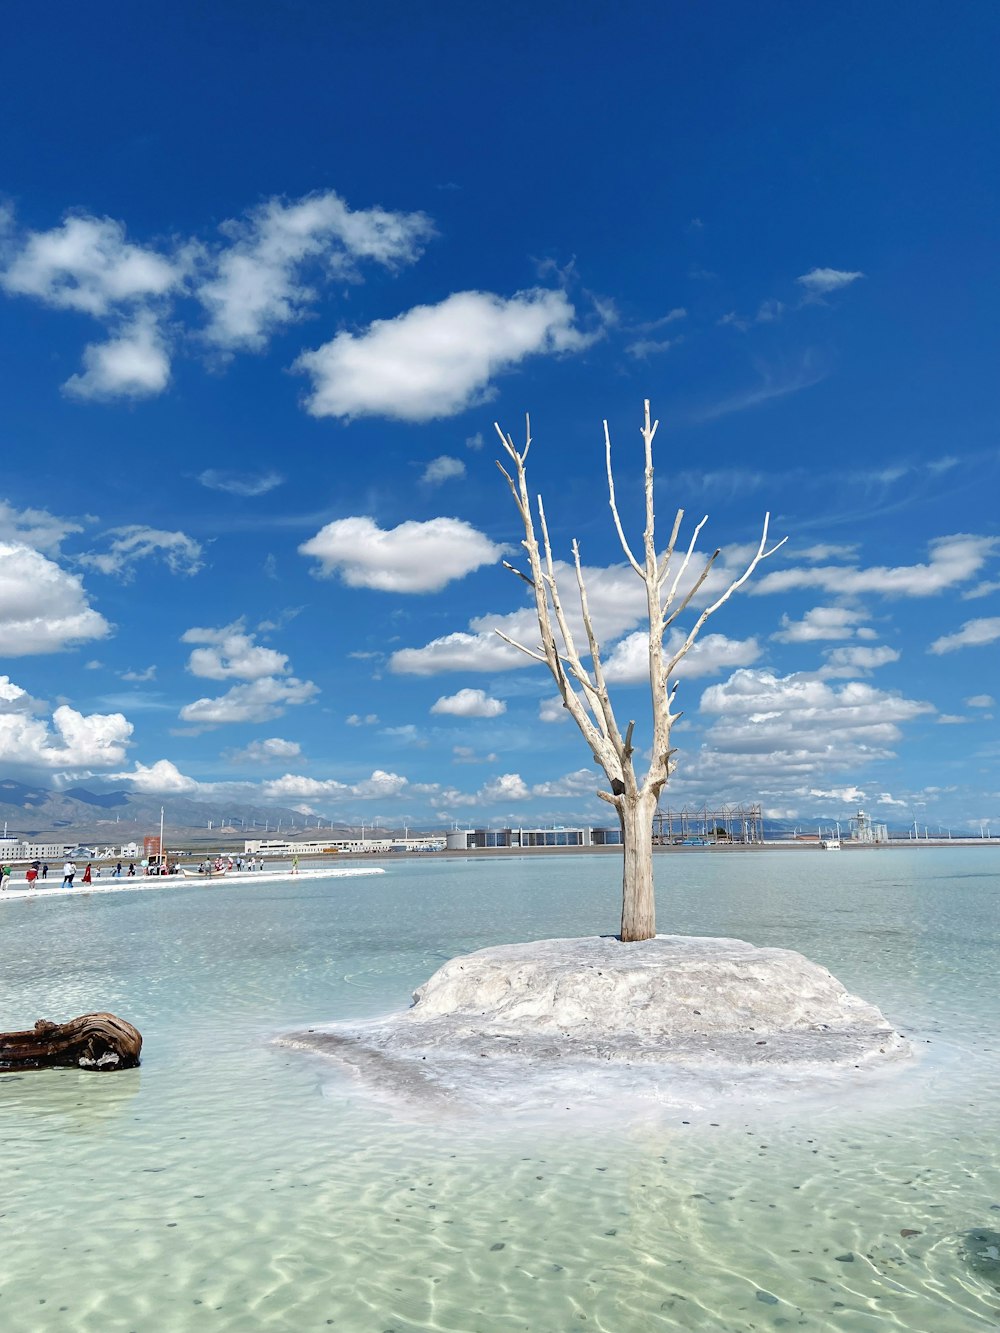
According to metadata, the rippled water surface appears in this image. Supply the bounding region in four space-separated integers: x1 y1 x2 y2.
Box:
2 848 999 1331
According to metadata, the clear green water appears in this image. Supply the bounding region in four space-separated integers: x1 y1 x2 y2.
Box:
1 849 999 1331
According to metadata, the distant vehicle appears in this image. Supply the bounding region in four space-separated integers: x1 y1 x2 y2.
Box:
681 837 710 846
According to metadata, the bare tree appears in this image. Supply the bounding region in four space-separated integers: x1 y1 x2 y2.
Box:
495 401 785 943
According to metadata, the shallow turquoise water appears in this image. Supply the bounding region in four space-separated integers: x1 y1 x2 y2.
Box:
1 849 999 1331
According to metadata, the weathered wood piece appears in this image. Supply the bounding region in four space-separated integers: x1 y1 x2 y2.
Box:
0 1012 142 1071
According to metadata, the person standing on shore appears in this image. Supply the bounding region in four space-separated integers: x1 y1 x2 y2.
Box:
82 863 92 884
114 861 122 877
62 859 76 887
127 862 135 876
41 862 48 879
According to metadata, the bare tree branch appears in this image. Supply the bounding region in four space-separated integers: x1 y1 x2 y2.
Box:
605 419 645 578
502 560 536 588
665 514 787 677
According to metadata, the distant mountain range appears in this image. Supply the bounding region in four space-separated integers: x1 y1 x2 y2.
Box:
0 779 349 840
0 777 850 844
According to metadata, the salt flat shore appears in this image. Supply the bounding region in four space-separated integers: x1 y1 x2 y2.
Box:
0 865 385 903
282 934 912 1117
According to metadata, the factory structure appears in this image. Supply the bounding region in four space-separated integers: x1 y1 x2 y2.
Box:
446 804 766 850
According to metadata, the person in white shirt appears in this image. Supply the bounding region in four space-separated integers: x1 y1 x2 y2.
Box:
62 860 76 887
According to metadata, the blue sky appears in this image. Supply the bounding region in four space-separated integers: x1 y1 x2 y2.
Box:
1 2 998 832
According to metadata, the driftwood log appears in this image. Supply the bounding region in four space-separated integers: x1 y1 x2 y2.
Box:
0 1012 142 1072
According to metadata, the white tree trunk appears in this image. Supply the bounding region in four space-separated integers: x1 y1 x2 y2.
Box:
494 405 783 945
619 790 658 942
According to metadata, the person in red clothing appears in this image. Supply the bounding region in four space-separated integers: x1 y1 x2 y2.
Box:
82 862 92 884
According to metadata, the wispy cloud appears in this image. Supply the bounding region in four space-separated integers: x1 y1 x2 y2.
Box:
689 355 826 423
120 665 157 682
634 307 686 332
78 525 204 580
928 616 1000 655
197 469 284 497
626 336 681 360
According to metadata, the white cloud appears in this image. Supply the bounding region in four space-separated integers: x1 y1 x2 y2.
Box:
434 766 597 810
197 469 284 497
228 737 302 763
109 758 200 793
2 194 433 403
392 558 661 677
199 191 434 352
0 502 83 553
346 712 379 726
262 769 408 801
390 630 525 675
63 312 171 400
876 792 907 807
0 676 33 710
754 535 996 599
481 772 531 801
772 605 871 643
937 714 970 725
300 515 503 593
808 785 868 805
179 675 319 725
420 455 466 485
0 542 111 654
1 214 182 316
77 525 204 581
181 621 289 680
966 694 996 708
603 630 761 685
430 688 507 718
818 645 900 677
390 543 762 679
796 267 865 294
699 669 934 761
0 683 131 769
929 617 1000 654
294 287 597 422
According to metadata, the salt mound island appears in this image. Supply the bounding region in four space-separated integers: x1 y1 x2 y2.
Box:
282 936 911 1112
